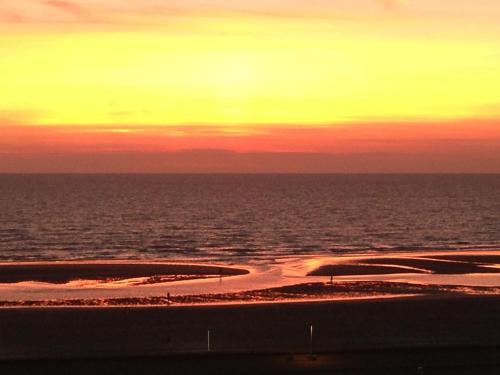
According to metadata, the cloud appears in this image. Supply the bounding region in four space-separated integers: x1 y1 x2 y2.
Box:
42 0 95 21
2 148 500 173
0 11 22 23
375 0 408 10
0 0 407 26
479 103 500 117
0 110 39 125
43 0 85 15
0 0 95 24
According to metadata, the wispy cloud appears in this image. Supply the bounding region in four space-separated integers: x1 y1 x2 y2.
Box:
480 103 500 117
43 0 88 16
0 0 94 24
0 0 405 26
0 11 22 23
2 148 500 173
0 110 39 125
375 0 408 10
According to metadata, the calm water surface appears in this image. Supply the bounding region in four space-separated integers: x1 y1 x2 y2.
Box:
0 174 499 263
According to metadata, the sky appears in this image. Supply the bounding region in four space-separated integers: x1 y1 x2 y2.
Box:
1 0 500 172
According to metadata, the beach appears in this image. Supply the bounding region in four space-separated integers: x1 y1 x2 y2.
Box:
1 348 499 375
1 295 500 357
1 251 499 374
0 252 500 357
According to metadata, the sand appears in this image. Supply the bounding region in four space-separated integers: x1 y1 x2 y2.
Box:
1 347 499 375
1 295 500 360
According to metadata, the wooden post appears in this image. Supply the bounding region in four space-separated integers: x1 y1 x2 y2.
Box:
207 329 211 352
309 324 313 354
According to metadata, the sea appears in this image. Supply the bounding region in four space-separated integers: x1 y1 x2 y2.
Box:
0 174 499 263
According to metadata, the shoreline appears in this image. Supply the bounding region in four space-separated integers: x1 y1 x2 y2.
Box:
0 250 499 306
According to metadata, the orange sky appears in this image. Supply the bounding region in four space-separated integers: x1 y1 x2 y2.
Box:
1 0 500 172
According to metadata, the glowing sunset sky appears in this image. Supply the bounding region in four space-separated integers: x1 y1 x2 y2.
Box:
1 0 500 172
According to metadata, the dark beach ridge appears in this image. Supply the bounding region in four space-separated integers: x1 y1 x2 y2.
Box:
0 262 248 284
307 253 500 276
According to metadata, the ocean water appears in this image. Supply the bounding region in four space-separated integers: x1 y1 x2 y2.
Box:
0 174 499 263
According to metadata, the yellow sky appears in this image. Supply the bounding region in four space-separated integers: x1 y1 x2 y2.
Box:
1 0 500 132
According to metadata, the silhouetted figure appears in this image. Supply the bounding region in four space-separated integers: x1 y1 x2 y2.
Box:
330 273 334 284
165 335 172 351
167 292 171 306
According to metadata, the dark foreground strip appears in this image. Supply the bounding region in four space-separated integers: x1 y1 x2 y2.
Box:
0 347 499 375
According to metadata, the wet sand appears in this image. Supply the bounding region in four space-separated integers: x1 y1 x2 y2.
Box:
2 280 499 307
1 251 500 305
